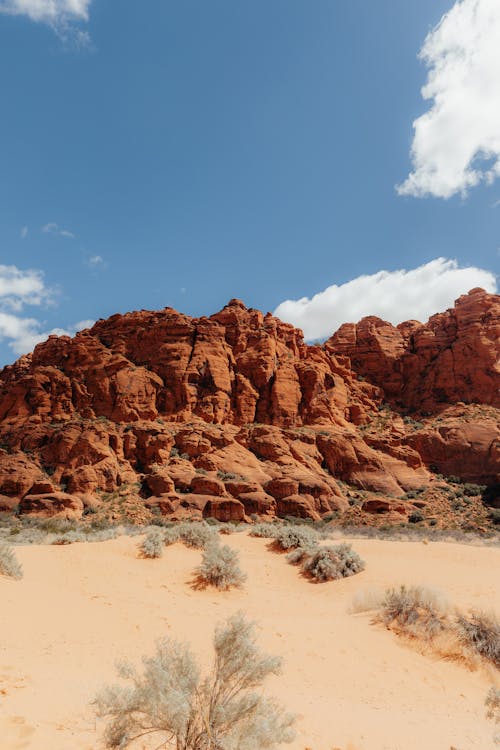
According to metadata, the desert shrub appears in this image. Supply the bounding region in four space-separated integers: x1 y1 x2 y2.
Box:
51 530 87 545
0 543 23 579
163 527 180 546
217 470 238 481
94 612 295 750
273 525 319 550
139 528 165 558
195 542 246 590
249 523 279 538
178 521 218 549
285 544 317 566
301 543 365 582
380 585 447 638
490 509 500 525
486 687 500 745
456 611 500 668
408 510 424 524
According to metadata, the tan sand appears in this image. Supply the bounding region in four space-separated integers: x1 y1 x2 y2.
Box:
0 532 498 750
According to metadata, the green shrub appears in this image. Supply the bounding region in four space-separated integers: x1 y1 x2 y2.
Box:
490 509 500 525
195 542 246 590
139 528 164 558
94 613 295 750
408 510 424 524
301 543 365 582
0 543 23 579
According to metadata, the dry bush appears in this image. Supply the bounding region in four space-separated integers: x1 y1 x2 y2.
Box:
139 528 165 558
380 585 448 639
285 544 317 566
486 687 500 745
301 543 365 582
272 525 319 551
249 523 280 539
178 522 218 549
195 541 246 590
163 527 180 546
457 611 500 669
94 612 295 749
0 542 23 579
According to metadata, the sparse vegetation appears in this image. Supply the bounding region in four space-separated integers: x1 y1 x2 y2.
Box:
380 585 447 639
272 525 319 550
361 584 500 671
177 521 218 549
195 541 246 590
456 611 500 668
486 687 500 745
0 542 23 579
94 613 295 749
301 543 365 582
139 528 165 558
249 523 280 538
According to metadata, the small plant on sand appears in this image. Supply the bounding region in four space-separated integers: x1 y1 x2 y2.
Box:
301 543 365 582
139 528 165 558
456 611 500 668
249 523 279 538
195 541 246 590
272 525 319 551
0 542 23 579
163 526 180 546
178 521 218 549
380 585 447 639
486 687 500 745
94 612 295 749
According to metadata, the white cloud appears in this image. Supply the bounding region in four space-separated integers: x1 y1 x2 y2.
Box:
274 258 497 340
0 264 53 311
86 254 103 267
0 0 90 23
398 0 500 199
0 265 93 357
0 315 94 356
20 226 28 239
42 222 75 239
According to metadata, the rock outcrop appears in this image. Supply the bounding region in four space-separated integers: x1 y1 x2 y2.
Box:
0 289 497 525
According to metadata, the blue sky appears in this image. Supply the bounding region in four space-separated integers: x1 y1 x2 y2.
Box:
0 0 498 363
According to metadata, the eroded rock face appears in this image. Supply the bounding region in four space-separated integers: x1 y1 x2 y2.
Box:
328 288 500 411
0 290 497 522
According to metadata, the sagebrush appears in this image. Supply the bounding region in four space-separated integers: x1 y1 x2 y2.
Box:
457 611 500 668
178 522 218 549
0 542 23 579
94 612 296 749
272 525 319 550
301 543 365 582
139 528 165 558
380 585 448 639
195 541 246 590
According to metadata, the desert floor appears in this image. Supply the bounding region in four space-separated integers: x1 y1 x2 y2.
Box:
1 532 499 750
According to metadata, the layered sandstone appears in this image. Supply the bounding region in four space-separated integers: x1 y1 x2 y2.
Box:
0 290 497 524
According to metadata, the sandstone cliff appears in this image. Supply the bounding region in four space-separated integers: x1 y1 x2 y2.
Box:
0 289 498 526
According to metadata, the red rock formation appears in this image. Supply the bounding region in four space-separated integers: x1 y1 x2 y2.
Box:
328 288 500 410
0 290 497 523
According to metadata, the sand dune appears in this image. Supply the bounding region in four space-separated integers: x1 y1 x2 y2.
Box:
1 532 498 750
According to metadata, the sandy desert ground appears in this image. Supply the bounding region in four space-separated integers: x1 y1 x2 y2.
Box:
1 532 499 750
